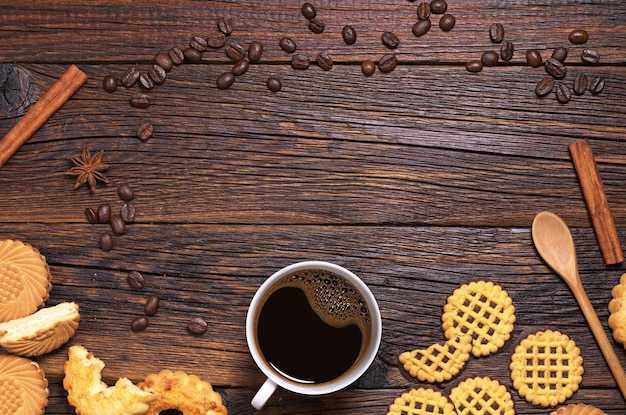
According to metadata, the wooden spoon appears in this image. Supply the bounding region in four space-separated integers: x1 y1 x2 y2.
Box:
532 211 626 400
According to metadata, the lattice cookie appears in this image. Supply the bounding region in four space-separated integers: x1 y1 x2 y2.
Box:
441 281 516 357
448 376 514 415
510 329 584 407
608 273 626 349
387 387 457 415
550 403 607 415
399 335 472 383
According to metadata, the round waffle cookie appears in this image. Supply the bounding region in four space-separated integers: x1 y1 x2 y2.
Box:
510 329 584 407
448 376 514 415
399 335 472 383
0 353 49 415
550 403 607 415
386 387 457 415
0 239 52 322
441 281 516 357
608 273 626 349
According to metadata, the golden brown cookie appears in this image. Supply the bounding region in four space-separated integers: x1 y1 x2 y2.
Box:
608 273 626 349
399 335 472 383
550 403 607 415
0 302 80 356
510 329 584 407
449 376 514 415
386 387 457 415
63 345 154 415
0 239 52 322
0 353 49 415
139 369 227 415
441 281 516 357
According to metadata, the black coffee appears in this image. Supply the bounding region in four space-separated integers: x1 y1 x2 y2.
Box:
255 269 371 384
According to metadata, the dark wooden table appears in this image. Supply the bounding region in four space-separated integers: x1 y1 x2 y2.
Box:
1 1 625 414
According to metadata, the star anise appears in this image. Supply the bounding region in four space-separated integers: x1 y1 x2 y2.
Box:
66 146 111 193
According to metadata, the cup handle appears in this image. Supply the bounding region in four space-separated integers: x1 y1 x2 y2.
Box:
251 378 278 410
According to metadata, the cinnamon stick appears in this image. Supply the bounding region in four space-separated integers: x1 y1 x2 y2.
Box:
569 138 624 265
0 65 88 167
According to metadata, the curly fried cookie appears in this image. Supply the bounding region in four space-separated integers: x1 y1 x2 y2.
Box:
0 353 48 415
399 335 472 383
387 387 457 415
550 403 607 415
449 376 514 415
608 273 626 349
441 281 515 357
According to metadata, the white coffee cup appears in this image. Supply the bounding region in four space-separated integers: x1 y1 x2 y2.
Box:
246 261 382 410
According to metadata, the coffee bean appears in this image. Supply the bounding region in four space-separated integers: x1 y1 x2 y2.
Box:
316 52 333 70
279 37 297 53
381 31 400 49
130 93 151 109
120 203 136 223
231 59 249 76
144 295 160 316
217 17 233 35
154 52 173 71
430 0 447 14
465 60 483 73
110 215 126 236
569 29 588 45
489 23 505 43
308 18 325 34
378 54 398 73
99 232 114 252
342 25 357 45
439 14 455 31
535 76 554 97
573 72 588 95
417 2 430 20
138 72 154 90
500 41 514 61
190 35 208 52
361 60 376 76
248 41 264 63
136 122 154 141
187 317 207 335
412 19 431 37
225 42 246 61
545 58 567 79
183 47 202 63
127 271 145 289
291 54 310 70
581 48 600 64
589 77 605 94
117 183 134 202
301 2 316 19
207 32 227 49
148 64 166 85
556 83 572 104
168 47 185 65
131 315 149 332
121 66 140 88
216 71 235 89
266 76 282 92
526 49 543 67
97 203 111 223
85 207 98 224
551 47 568 63
481 51 499 67
102 75 117 93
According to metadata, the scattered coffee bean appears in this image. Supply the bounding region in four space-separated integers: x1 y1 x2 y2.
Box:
216 71 236 89
378 54 398 73
342 25 357 45
569 29 588 45
117 183 134 202
217 17 233 35
581 48 600 64
551 47 568 63
248 41 264 63
573 72 588 95
144 295 160 316
187 317 208 335
589 76 605 94
121 66 140 88
127 271 145 289
430 0 447 14
130 93 151 109
131 315 149 332
417 2 430 20
154 52 173 71
500 41 514 61
207 32 227 49
481 51 499 67
535 76 554 97
526 49 543 67
412 19 431 37
308 18 325 34
99 232 114 251
291 54 310 70
361 60 376 76
85 207 98 224
190 35 208 52
382 31 400 49
148 64 166 85
301 2 316 20
545 58 567 79
120 203 136 223
138 72 154 90
225 41 246 61
279 37 297 53
102 75 117 93
231 59 250 76
489 23 505 43
136 122 154 141
110 215 126 236
316 52 333 70
183 47 203 63
439 14 455 31
266 76 282 92
97 203 111 223
168 47 185 65
465 60 483 73
556 83 572 104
